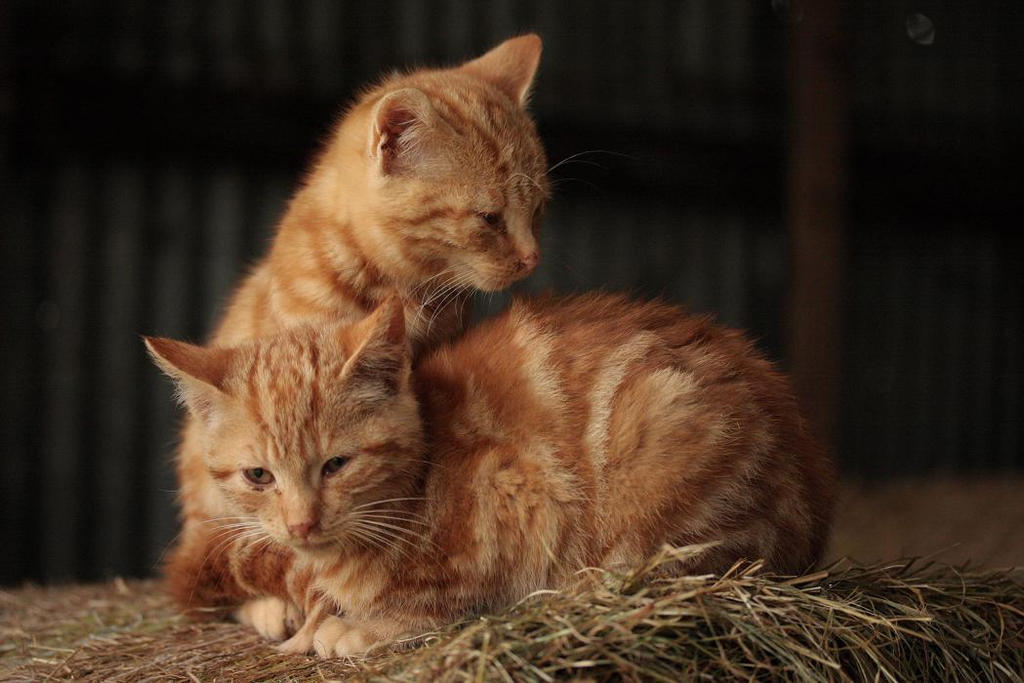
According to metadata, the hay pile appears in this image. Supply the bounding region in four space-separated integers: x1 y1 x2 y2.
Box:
2 546 1021 682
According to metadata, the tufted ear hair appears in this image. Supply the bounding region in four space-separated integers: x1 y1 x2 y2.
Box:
368 87 442 176
460 33 543 105
337 294 410 403
143 336 236 422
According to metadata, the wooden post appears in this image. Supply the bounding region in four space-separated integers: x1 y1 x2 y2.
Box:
787 1 848 449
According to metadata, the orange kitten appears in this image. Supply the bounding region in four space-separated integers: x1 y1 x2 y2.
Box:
146 293 835 657
216 33 548 349
167 35 550 611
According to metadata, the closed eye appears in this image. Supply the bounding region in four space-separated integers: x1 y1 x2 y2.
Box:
477 211 505 232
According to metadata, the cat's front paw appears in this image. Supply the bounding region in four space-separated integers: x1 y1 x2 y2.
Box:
234 596 302 641
311 615 385 658
277 629 316 655
276 605 328 655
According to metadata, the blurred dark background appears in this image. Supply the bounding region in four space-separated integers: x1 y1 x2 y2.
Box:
2 1 1022 585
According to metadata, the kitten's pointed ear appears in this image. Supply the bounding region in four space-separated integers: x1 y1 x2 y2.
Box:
339 295 409 400
143 336 236 419
361 293 408 348
460 34 542 105
368 88 439 176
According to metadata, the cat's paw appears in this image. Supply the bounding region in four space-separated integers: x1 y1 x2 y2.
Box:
276 611 324 655
277 629 316 655
234 597 302 641
311 615 382 658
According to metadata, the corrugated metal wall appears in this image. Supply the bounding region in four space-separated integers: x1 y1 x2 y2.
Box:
2 0 1021 584
844 228 1023 477
840 0 1024 476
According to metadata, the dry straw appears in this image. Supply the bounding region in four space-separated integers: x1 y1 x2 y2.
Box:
2 545 1021 682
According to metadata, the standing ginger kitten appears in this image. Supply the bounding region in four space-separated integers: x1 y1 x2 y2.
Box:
146 293 835 657
168 35 550 611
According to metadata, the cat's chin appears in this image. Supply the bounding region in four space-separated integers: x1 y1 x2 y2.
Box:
472 269 531 293
286 539 336 557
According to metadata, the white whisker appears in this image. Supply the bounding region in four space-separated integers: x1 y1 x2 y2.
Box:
546 149 635 175
350 517 438 554
346 525 400 555
355 513 430 527
426 279 472 333
349 524 414 557
353 517 432 541
353 497 427 511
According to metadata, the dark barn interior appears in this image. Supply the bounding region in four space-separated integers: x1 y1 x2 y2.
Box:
1 0 1022 587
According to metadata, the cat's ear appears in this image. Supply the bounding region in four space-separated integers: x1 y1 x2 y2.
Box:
143 336 236 420
460 34 542 105
368 88 441 177
339 295 409 401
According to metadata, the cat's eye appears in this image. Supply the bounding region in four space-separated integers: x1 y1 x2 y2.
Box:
243 467 274 486
322 456 349 476
478 212 504 231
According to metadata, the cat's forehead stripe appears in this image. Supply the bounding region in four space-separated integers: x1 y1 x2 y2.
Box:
244 331 325 462
412 78 541 178
443 96 504 163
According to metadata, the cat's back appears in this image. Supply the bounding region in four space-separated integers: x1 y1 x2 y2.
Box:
418 292 834 573
420 292 761 394
417 291 816 477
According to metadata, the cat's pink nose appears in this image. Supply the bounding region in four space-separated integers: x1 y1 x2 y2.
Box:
287 519 319 540
517 251 539 272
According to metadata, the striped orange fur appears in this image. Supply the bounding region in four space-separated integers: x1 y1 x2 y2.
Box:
164 35 550 615
146 293 835 657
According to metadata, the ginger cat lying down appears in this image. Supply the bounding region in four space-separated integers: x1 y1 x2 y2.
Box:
146 293 834 657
